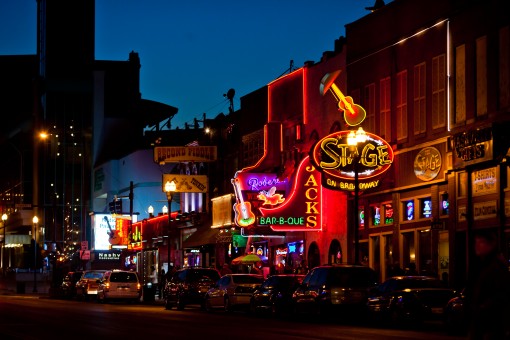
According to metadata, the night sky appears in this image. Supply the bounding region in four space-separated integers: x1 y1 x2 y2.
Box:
0 0 387 128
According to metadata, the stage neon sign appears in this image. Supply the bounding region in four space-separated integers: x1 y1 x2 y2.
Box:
311 130 393 191
259 156 322 232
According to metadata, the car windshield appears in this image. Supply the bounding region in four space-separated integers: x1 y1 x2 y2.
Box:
264 276 304 289
110 272 138 283
395 278 445 290
83 271 104 279
329 267 377 287
231 275 264 284
191 270 220 282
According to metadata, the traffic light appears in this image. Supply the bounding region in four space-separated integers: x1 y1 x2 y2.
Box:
108 198 122 214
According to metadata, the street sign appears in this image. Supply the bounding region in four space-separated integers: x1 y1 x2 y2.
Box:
80 250 90 260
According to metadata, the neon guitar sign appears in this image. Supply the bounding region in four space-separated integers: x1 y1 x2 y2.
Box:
232 177 256 227
320 70 366 126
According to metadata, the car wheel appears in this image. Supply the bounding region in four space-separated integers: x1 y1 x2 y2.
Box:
224 296 232 313
164 296 173 310
249 299 257 315
176 294 185 310
204 296 214 313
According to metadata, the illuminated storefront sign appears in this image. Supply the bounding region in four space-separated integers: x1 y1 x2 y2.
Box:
162 174 208 193
311 130 393 191
384 203 394 224
473 200 497 220
231 173 288 228
472 167 497 196
452 126 493 168
154 146 217 163
414 147 442 181
259 156 322 232
276 248 288 256
93 214 118 250
97 252 121 261
421 199 432 218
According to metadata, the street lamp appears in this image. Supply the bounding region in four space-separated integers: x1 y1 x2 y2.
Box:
164 181 176 267
1 214 7 276
32 215 39 293
347 127 367 265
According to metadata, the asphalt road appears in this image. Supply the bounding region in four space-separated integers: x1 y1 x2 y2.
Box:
0 295 465 340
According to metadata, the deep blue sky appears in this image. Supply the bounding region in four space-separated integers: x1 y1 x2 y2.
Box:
0 1 386 128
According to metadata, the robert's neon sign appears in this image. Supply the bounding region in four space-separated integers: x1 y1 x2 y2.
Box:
259 156 322 232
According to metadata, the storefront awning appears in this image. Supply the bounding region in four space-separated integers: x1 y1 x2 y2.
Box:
6 234 31 246
182 227 219 248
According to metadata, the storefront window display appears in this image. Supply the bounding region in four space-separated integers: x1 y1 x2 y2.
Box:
371 203 395 226
384 203 394 224
420 198 432 219
402 231 416 271
371 205 382 226
403 200 415 221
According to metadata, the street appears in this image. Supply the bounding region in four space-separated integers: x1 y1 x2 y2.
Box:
0 295 465 340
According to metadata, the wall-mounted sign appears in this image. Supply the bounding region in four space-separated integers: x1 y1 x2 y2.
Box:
276 248 288 256
231 173 288 228
154 146 217 164
211 194 234 228
311 130 393 191
162 174 208 193
258 156 323 232
414 147 442 181
97 251 121 261
452 126 493 169
473 200 497 220
422 199 432 218
384 203 394 224
472 167 498 196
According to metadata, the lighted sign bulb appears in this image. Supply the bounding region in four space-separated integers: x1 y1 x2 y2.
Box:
162 205 168 214
355 127 367 143
347 130 357 146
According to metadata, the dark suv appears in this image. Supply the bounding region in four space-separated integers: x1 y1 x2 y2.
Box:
61 271 83 299
292 265 378 316
164 268 221 310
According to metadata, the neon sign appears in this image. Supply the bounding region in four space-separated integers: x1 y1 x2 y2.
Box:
259 156 322 232
311 130 393 191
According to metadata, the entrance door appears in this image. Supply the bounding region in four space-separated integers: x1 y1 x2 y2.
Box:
328 239 342 264
307 242 320 270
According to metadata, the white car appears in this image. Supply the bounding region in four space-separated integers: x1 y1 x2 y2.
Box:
204 274 264 312
97 270 141 303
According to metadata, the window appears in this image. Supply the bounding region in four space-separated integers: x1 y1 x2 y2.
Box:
420 198 432 219
455 44 466 124
396 70 408 140
432 54 446 129
440 192 449 216
371 205 382 226
364 83 376 132
384 203 394 225
380 77 391 140
359 209 365 227
500 26 510 109
413 62 426 134
476 36 488 117
403 200 415 221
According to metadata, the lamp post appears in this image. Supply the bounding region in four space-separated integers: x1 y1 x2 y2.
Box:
32 215 39 293
347 127 367 265
164 181 176 267
1 214 7 276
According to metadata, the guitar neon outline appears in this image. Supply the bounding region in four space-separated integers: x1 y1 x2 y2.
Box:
104 216 121 245
232 177 256 227
320 70 367 126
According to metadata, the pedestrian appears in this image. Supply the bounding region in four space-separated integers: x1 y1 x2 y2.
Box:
220 263 232 276
158 267 166 299
465 230 510 340
149 265 158 296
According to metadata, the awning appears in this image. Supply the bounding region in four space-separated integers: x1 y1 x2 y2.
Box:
182 227 219 248
6 234 31 246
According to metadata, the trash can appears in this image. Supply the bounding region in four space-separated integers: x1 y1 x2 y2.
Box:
16 282 25 294
143 283 155 302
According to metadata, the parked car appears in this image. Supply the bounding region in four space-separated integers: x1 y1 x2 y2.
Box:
75 270 107 300
164 268 221 310
97 270 142 303
366 276 457 325
204 274 264 313
61 271 83 299
250 274 305 316
292 264 378 316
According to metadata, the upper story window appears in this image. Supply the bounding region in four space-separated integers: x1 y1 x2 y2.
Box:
432 54 446 129
413 62 427 135
396 70 408 140
380 77 391 141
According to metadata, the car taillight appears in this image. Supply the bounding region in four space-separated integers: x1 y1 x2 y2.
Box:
104 282 110 292
137 283 141 291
